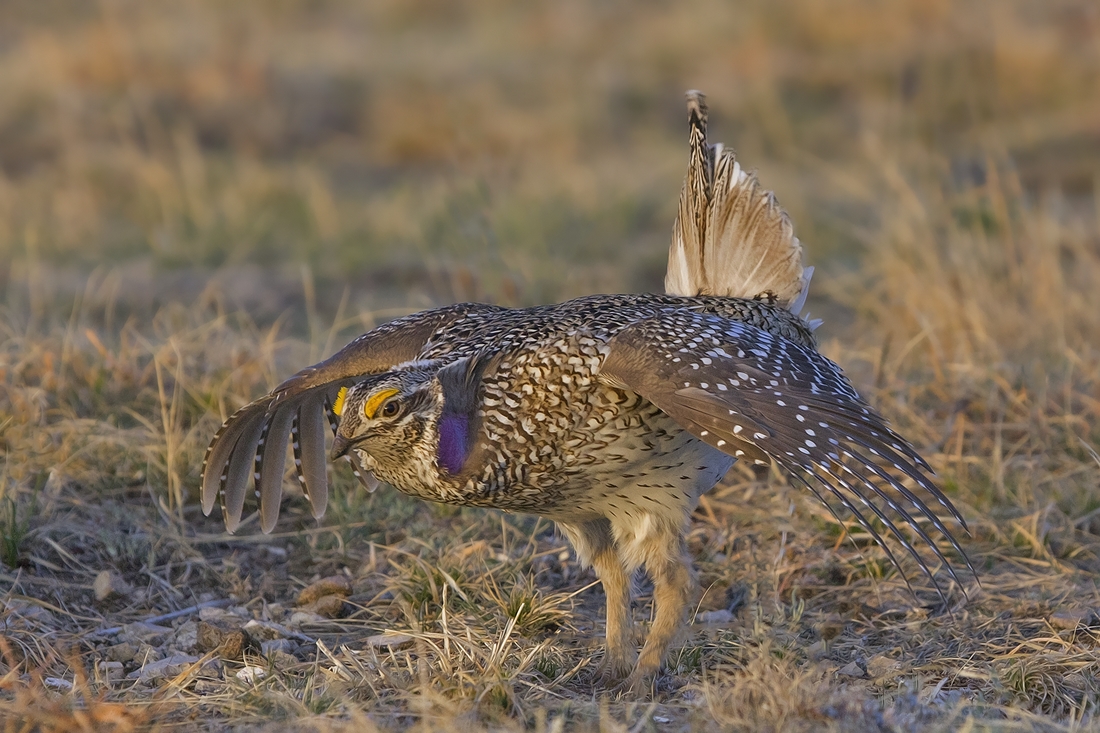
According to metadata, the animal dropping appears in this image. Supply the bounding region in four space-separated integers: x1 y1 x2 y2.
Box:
201 91 972 689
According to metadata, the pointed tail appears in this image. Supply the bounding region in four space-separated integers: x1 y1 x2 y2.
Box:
666 91 814 320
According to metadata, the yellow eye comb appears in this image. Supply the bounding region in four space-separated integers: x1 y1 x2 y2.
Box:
363 388 399 420
332 387 349 417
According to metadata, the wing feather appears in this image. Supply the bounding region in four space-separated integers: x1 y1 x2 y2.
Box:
601 310 971 598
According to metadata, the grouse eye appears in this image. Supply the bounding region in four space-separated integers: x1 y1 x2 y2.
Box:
380 399 400 418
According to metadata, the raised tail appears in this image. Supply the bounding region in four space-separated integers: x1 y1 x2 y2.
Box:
666 91 815 320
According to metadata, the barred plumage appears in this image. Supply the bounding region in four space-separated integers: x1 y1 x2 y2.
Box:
200 91 971 688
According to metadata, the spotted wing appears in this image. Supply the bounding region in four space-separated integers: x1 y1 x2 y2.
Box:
600 310 973 601
201 303 498 533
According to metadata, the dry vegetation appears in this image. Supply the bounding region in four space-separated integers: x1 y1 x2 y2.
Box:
1 0 1099 730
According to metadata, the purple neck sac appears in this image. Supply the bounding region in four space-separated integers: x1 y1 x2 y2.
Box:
437 413 469 474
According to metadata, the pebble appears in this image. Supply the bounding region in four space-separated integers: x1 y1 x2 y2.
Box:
126 654 200 682
261 639 294 656
866 655 901 680
106 643 138 663
695 609 734 624
93 570 133 602
243 619 290 641
44 677 73 691
1049 609 1087 630
97 661 124 677
836 661 866 679
365 632 414 649
236 666 266 683
288 611 327 627
118 622 173 645
175 620 199 652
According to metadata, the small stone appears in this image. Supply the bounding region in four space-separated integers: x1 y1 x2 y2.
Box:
134 644 163 665
199 606 239 623
194 680 222 695
44 677 73 691
243 619 288 642
1064 672 1087 688
175 621 199 652
866 655 901 680
267 650 299 668
106 643 138 663
836 661 866 679
118 622 172 645
365 632 414 649
299 595 346 619
3 599 56 628
93 571 132 602
1050 610 1086 630
98 661 124 676
288 611 327 627
261 639 293 656
236 666 266 683
806 640 828 661
126 654 200 682
296 576 352 606
695 609 734 624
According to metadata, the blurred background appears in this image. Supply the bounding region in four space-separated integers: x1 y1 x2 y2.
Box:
1 0 1096 325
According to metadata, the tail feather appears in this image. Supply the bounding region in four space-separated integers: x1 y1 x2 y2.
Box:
666 90 813 320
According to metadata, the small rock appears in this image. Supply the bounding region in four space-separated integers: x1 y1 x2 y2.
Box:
2 599 56 628
194 679 222 695
134 644 163 665
866 655 901 680
261 639 293 656
236 666 266 683
836 661 866 679
243 619 288 642
298 595 346 619
1064 672 1087 688
653 716 671 724
695 609 734 624
806 640 828 661
118 622 172 645
267 650 299 668
287 611 327 627
296 576 352 606
126 654 200 682
365 632 415 649
97 661 124 677
93 571 133 602
1050 609 1086 630
106 643 138 663
44 677 73 691
175 621 199 652
199 606 240 623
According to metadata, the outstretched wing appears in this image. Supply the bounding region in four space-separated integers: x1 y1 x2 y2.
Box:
201 303 499 533
600 310 973 601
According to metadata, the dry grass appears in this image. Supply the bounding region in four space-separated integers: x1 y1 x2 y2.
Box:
2 0 1100 730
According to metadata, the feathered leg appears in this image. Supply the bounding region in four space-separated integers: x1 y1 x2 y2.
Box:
557 519 637 683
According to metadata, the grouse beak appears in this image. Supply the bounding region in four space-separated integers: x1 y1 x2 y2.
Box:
331 435 352 460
